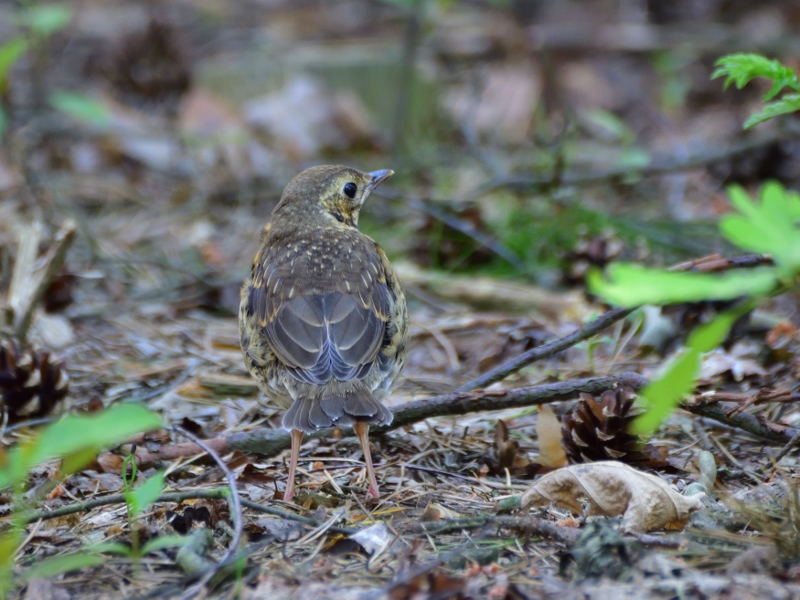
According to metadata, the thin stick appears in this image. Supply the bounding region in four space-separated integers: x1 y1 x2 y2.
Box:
769 429 800 465
21 488 356 534
685 401 799 444
458 127 800 202
169 426 242 600
455 252 771 392
457 306 636 392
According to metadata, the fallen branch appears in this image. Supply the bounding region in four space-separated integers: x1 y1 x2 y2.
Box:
125 374 800 467
686 400 798 444
23 488 356 534
129 373 647 463
403 514 580 545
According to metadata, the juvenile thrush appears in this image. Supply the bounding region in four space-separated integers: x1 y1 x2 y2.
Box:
239 165 408 501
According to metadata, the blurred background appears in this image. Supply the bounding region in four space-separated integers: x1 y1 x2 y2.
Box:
2 0 800 288
0 0 799 409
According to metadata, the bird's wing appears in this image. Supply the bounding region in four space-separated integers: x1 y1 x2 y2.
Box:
247 262 390 385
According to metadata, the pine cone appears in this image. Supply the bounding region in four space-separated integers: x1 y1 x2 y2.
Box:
106 19 192 115
0 340 69 423
561 387 646 464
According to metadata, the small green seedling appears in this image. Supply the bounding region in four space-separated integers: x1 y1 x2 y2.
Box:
0 404 161 596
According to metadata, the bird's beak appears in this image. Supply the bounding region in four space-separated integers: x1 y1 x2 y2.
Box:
366 169 394 192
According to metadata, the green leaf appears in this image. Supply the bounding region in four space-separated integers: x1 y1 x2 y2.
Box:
19 4 73 36
743 94 800 128
50 92 111 127
712 53 800 99
0 37 28 89
23 553 104 581
631 348 700 435
61 447 100 476
30 404 161 467
587 263 778 307
633 310 741 435
141 535 189 554
687 310 740 353
720 182 800 272
126 471 164 520
0 404 161 489
84 542 132 556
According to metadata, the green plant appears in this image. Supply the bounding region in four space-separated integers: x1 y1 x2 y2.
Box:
0 3 110 141
713 53 800 128
583 53 800 435
0 403 162 596
121 453 165 558
49 91 111 127
588 181 798 434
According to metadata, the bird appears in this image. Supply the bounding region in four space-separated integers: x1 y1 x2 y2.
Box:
239 165 408 501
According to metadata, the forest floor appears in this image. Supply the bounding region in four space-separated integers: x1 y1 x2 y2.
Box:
3 0 800 598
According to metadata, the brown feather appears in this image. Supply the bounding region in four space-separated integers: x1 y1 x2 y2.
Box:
239 165 408 434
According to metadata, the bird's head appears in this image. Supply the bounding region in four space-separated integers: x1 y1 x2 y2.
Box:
274 165 393 229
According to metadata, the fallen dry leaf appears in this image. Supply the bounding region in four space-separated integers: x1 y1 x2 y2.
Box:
536 405 568 468
520 461 704 532
699 343 766 382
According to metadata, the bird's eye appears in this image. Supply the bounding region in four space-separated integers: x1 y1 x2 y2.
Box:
343 182 357 198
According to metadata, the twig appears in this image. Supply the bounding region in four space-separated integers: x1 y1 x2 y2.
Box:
130 374 647 463
625 531 686 548
96 380 800 481
169 426 242 600
405 515 580 545
683 401 798 444
455 252 771 392
458 128 800 202
405 197 530 274
22 488 355 534
768 430 800 465
457 306 636 392
670 253 773 273
492 515 581 545
226 373 648 456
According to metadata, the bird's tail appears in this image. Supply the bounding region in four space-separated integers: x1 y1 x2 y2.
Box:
282 389 393 433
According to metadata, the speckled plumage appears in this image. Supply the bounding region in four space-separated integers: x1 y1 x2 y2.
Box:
239 165 408 500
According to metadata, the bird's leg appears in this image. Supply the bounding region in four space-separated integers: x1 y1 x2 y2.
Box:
284 429 304 502
354 421 380 499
